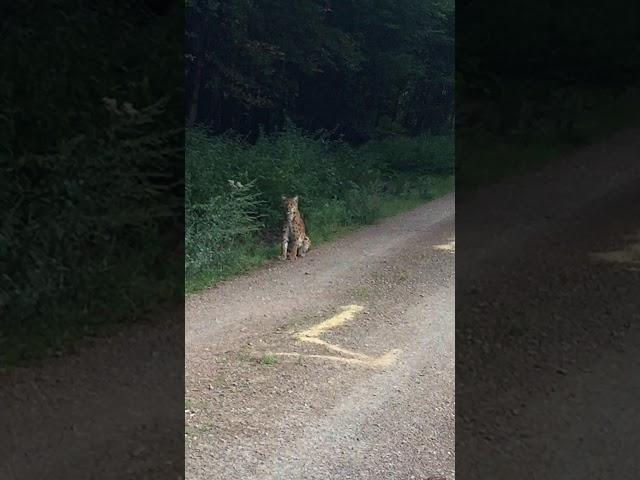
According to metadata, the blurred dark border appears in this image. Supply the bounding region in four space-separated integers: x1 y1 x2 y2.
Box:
1 0 185 477
456 0 640 477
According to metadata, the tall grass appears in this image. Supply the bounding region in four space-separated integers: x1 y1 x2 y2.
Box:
185 127 453 292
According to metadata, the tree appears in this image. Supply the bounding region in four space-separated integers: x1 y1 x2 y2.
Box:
185 0 454 140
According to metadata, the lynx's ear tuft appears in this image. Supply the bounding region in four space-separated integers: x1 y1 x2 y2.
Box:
293 195 299 202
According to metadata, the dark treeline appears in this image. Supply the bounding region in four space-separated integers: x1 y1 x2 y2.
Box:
186 0 454 141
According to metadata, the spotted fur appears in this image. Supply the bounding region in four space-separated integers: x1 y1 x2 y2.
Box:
281 195 310 260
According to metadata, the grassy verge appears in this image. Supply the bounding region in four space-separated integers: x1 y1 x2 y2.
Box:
185 180 453 294
186 243 278 294
185 127 454 294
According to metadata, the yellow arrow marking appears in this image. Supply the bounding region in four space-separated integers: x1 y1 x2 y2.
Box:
298 304 364 338
275 304 400 368
434 238 455 252
591 231 640 269
276 350 400 368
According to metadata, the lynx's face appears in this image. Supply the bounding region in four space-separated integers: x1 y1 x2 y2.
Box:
282 195 299 217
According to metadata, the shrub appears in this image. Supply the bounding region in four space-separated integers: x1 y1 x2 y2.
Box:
185 180 263 277
359 134 455 176
184 125 454 289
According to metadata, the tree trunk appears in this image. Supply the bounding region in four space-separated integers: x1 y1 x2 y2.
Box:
186 62 203 127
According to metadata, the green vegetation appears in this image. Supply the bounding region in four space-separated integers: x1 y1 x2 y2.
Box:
0 2 183 367
258 354 278 366
185 128 453 293
351 286 371 301
185 0 454 292
186 0 454 139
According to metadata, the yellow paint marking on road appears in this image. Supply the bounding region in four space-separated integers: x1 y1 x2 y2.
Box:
274 304 400 369
277 349 400 368
591 231 640 268
434 239 455 252
297 304 364 339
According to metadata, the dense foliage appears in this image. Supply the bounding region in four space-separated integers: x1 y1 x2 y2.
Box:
0 2 183 366
186 0 454 140
185 0 455 290
185 127 453 289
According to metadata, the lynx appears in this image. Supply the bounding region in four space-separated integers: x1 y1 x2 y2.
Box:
281 195 311 260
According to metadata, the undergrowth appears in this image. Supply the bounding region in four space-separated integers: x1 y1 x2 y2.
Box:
185 127 453 293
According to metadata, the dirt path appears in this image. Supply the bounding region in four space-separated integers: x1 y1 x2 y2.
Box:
186 195 456 479
187 125 640 479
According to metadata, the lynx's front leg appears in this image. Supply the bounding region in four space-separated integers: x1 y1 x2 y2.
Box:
291 237 305 260
281 225 290 260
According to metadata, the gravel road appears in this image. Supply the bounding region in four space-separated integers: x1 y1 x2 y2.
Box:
186 195 456 480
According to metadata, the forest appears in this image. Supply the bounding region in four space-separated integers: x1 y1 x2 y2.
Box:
185 0 455 290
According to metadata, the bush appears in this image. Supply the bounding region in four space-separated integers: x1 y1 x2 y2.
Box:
185 125 453 288
359 134 455 176
186 180 263 277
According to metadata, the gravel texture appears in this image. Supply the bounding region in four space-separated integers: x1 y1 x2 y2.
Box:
186 195 456 480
